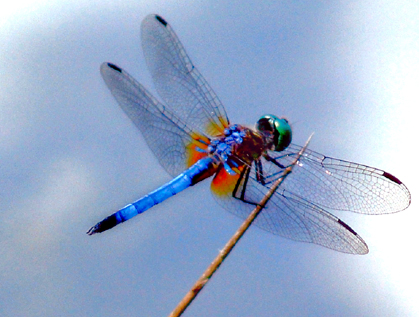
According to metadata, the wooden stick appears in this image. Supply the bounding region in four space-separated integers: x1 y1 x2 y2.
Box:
168 134 313 317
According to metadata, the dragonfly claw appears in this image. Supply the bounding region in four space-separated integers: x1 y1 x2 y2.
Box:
86 225 99 235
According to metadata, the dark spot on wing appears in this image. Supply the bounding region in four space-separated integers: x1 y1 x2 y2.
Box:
383 171 402 185
155 15 167 26
338 219 357 236
107 63 122 73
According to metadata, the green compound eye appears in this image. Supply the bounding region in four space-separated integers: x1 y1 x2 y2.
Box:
256 114 292 151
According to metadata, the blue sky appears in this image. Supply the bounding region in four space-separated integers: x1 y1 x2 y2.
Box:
1 1 418 316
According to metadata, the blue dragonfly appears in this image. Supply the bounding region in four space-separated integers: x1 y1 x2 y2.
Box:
87 14 411 254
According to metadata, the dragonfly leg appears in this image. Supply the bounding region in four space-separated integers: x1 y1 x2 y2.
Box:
263 153 287 169
232 165 252 203
255 159 265 185
231 165 258 206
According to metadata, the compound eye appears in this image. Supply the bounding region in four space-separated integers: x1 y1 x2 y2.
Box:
273 118 292 151
256 115 292 151
256 117 273 133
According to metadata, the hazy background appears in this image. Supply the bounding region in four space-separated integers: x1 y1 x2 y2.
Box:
1 1 418 316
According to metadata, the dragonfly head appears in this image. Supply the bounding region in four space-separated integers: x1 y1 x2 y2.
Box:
256 115 292 151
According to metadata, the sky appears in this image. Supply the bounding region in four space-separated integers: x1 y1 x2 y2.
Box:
1 1 418 316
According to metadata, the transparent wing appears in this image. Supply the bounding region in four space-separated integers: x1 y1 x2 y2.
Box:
100 62 210 177
210 145 410 254
141 14 229 137
270 144 411 214
211 164 369 254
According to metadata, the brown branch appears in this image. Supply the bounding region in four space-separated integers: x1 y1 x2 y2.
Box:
169 134 313 317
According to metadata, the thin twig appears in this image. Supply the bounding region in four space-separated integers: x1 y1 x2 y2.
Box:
169 134 313 317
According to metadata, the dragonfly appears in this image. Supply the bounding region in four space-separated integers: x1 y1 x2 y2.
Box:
87 14 411 255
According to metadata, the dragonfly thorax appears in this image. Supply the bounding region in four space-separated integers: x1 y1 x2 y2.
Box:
207 124 266 175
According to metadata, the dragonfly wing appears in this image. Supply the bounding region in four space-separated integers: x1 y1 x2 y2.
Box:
269 144 411 214
210 163 369 254
100 62 210 177
141 14 229 137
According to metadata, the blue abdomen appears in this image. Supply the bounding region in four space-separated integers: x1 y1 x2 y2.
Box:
87 156 215 234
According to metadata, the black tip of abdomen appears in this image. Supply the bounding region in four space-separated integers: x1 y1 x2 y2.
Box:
87 214 119 235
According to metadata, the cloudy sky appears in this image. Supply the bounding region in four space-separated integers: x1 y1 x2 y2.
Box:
1 1 418 316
